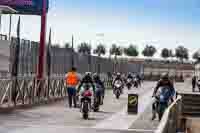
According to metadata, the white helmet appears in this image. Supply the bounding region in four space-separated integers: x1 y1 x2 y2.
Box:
85 72 92 76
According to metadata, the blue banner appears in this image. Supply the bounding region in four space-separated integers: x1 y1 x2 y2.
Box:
0 0 49 15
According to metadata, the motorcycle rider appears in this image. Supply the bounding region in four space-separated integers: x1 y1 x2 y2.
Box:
112 73 124 93
136 74 142 87
132 74 139 87
93 73 105 105
151 73 175 120
127 72 134 80
192 75 196 92
77 72 95 109
196 78 200 92
126 72 133 87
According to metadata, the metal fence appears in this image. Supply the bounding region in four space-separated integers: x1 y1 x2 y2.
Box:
0 76 113 108
9 38 143 76
0 77 66 107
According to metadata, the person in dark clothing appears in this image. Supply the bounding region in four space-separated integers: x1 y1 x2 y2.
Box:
93 73 105 105
192 76 196 92
136 74 142 86
127 72 133 80
126 72 134 87
77 72 95 93
112 73 124 93
151 73 175 120
112 73 124 86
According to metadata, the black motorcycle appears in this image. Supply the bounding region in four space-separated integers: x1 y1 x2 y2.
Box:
80 85 92 120
126 78 132 90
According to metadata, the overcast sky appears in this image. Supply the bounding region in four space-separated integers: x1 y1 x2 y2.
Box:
1 0 200 57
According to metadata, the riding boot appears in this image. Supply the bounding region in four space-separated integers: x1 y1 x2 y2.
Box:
152 110 156 120
151 103 157 120
101 96 104 105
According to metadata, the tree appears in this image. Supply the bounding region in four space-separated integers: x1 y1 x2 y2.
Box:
64 42 71 49
93 44 106 73
142 45 156 75
124 44 139 57
169 49 175 58
109 44 122 57
78 42 91 55
93 44 106 56
142 45 157 58
193 51 200 62
78 42 92 71
53 44 60 48
175 46 189 79
175 46 189 62
109 44 122 72
161 48 171 72
161 48 170 59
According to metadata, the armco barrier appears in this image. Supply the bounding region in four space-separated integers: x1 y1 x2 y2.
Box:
155 95 182 133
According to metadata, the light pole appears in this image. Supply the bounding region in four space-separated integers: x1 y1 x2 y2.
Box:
37 0 47 80
71 35 74 68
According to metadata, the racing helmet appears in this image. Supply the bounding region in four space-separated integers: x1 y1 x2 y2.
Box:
85 72 92 77
116 72 121 78
161 73 169 80
93 73 99 80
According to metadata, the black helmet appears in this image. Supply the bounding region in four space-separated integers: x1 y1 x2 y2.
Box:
161 73 169 80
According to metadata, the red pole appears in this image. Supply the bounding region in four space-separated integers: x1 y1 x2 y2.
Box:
37 0 47 79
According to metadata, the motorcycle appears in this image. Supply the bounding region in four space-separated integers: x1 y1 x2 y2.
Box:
114 80 122 99
80 84 92 120
155 86 173 121
133 77 138 88
126 78 132 90
93 83 103 112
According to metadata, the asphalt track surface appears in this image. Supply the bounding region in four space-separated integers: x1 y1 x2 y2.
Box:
0 81 189 133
